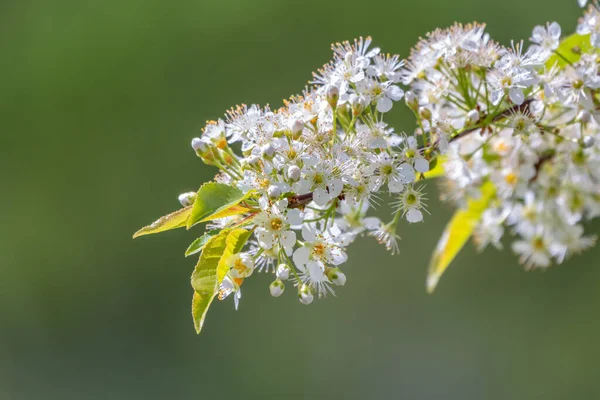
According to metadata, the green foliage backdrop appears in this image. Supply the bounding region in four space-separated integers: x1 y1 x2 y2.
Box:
2 0 600 398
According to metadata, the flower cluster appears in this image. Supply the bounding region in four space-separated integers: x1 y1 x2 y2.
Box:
402 3 600 270
135 1 600 331
187 37 435 306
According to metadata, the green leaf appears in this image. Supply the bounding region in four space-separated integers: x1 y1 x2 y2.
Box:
217 228 253 282
133 206 192 238
190 231 229 333
427 181 496 293
419 155 446 180
185 232 216 257
189 228 251 333
546 34 591 69
186 183 253 229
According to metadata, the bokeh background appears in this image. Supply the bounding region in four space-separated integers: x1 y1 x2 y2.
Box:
3 0 600 399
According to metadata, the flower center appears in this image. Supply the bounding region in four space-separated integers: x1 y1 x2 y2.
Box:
270 217 283 231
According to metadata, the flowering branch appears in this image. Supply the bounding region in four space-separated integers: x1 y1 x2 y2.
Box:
134 1 600 333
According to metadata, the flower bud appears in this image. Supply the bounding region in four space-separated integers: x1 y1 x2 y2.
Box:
269 279 285 297
290 119 304 136
261 143 276 159
287 165 301 182
267 185 281 199
583 135 595 148
244 154 260 167
326 85 339 108
578 110 591 124
327 267 346 286
418 107 432 121
466 109 480 125
298 284 314 305
191 137 209 154
405 91 418 111
276 263 290 280
178 191 196 207
351 95 368 116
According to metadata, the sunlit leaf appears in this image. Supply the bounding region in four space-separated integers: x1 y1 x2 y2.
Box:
217 228 253 282
185 232 217 257
427 181 496 293
190 231 229 333
187 183 254 229
188 228 251 333
133 206 192 238
546 33 591 69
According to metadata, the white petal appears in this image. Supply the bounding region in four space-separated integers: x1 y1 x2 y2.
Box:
302 224 316 243
376 97 393 113
406 208 423 223
287 209 303 226
407 136 418 149
257 230 274 249
330 248 348 265
307 261 325 281
313 188 331 207
397 163 416 183
387 85 404 101
414 158 430 173
531 26 545 43
280 230 297 248
293 246 310 268
509 87 525 105
549 22 561 40
388 177 404 193
328 178 344 198
363 217 381 230
350 71 365 83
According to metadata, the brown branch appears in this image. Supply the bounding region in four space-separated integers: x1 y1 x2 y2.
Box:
529 152 555 183
419 98 534 151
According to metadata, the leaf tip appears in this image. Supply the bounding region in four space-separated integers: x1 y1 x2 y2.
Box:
132 229 144 239
426 273 440 294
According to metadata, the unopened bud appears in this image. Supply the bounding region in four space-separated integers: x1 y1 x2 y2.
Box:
298 284 314 305
583 135 595 148
405 91 418 111
191 137 209 154
288 165 301 181
290 119 304 135
578 110 591 124
419 107 432 121
326 85 339 108
276 263 290 280
178 192 196 207
269 279 285 297
351 95 368 116
267 185 281 199
466 109 480 125
327 268 346 286
245 155 260 166
261 143 276 159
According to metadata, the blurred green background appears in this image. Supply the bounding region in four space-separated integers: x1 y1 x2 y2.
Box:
2 0 600 399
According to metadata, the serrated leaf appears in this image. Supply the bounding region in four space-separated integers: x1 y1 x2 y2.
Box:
187 183 253 229
185 232 216 257
133 206 192 238
546 33 591 69
427 181 496 293
189 228 252 333
190 231 229 333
